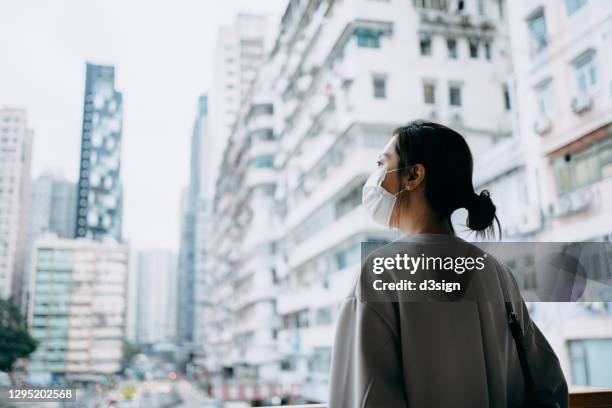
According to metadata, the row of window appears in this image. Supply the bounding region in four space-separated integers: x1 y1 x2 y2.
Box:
420 34 492 61
413 0 505 19
553 135 612 194
354 26 494 62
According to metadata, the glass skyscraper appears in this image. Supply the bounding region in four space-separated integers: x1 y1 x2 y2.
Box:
75 63 123 242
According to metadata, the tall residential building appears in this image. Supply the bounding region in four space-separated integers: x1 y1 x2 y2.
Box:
209 14 270 199
23 172 76 310
205 0 514 402
27 234 129 380
205 61 281 399
75 63 124 242
0 108 33 302
135 249 177 344
504 0 612 388
177 96 209 345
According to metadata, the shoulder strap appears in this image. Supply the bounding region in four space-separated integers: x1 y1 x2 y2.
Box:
497 265 538 406
504 300 538 406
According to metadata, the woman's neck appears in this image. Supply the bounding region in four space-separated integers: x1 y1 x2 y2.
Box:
396 209 454 236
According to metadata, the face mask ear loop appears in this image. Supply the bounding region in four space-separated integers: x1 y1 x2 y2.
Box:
394 189 405 239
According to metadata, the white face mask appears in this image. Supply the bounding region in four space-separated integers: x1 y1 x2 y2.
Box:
362 166 405 228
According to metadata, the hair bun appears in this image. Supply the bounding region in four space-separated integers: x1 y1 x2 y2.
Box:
466 190 496 232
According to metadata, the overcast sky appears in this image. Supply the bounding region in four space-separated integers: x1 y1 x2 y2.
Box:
0 0 286 252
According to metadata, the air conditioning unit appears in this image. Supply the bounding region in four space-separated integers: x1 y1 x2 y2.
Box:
551 190 592 218
571 93 593 114
534 115 552 136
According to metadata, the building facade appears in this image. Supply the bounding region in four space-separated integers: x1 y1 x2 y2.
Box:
0 108 33 302
24 172 76 310
27 234 129 380
75 63 124 242
504 0 612 388
177 96 209 346
135 249 177 345
204 0 514 402
209 14 271 200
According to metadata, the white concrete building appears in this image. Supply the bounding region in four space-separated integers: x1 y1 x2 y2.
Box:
205 58 285 401
0 108 33 302
209 14 272 200
273 0 513 402
135 249 177 345
504 0 612 388
27 234 129 379
204 0 514 403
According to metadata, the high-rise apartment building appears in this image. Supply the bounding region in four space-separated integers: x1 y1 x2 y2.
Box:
204 0 514 402
135 249 177 345
0 108 33 301
503 0 612 388
28 234 129 380
209 14 270 200
75 63 124 242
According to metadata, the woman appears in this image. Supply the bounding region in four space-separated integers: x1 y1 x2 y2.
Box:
328 121 567 408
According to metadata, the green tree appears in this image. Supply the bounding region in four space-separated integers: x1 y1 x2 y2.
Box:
0 297 37 373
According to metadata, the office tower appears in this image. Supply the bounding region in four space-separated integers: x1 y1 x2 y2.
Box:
0 108 33 301
28 234 129 380
505 0 612 388
205 0 514 403
135 249 177 344
75 63 123 242
209 14 270 200
177 96 209 346
23 172 77 310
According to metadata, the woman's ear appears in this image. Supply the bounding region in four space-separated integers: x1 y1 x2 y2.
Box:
406 164 426 190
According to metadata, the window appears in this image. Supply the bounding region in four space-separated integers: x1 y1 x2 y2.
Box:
503 84 511 111
335 185 362 218
335 243 360 270
423 83 436 104
484 42 492 60
478 0 485 15
419 33 432 56
355 28 381 48
449 85 462 106
469 38 479 58
308 347 332 373
535 80 554 115
413 0 449 10
565 0 587 15
553 136 612 194
252 155 274 169
528 10 548 54
574 52 598 93
569 339 612 387
315 306 333 326
373 75 387 99
250 103 273 116
447 38 458 59
498 0 505 18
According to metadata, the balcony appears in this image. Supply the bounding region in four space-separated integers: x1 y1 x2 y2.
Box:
261 390 612 407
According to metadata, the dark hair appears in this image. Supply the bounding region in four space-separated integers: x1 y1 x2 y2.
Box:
393 120 500 239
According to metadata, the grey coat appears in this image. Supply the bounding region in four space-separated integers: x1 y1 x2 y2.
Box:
328 234 568 408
